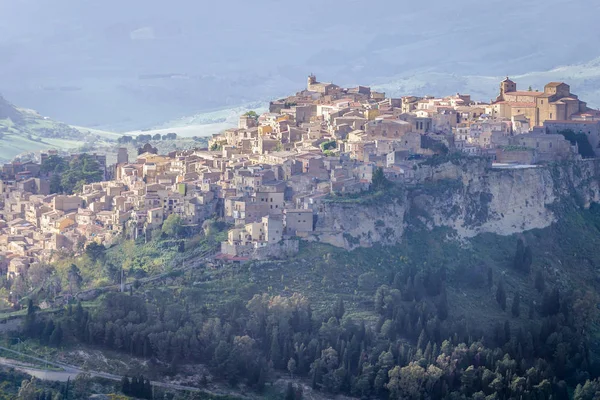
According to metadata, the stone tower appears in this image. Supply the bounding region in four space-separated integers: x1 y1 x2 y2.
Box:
117 147 129 164
307 74 317 90
500 77 516 96
496 77 517 102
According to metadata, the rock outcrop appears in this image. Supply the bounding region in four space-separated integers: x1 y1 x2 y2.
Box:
311 158 600 250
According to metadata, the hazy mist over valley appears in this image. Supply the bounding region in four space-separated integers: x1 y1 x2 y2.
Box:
1 0 600 131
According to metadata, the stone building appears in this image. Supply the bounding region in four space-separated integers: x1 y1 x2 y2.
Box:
284 209 314 235
543 120 600 156
492 78 589 126
510 133 576 162
307 74 339 95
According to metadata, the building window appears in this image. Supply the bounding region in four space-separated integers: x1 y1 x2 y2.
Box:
550 113 553 119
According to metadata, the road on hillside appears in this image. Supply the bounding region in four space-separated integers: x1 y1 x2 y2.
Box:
0 345 204 393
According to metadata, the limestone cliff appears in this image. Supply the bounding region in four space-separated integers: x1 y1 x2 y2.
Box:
311 158 600 250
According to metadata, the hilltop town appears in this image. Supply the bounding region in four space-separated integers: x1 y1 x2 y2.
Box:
1 75 599 277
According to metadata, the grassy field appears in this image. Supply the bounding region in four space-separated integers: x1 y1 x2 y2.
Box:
0 133 84 161
0 112 104 162
0 102 127 162
70 125 122 141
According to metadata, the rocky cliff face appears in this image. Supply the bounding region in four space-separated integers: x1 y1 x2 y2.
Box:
311 158 600 250
310 200 407 249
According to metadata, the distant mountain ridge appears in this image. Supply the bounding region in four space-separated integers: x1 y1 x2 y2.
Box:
1 0 599 130
0 94 118 163
0 95 22 123
374 57 600 110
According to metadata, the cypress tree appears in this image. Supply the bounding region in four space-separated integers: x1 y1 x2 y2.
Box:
121 376 130 395
285 382 295 400
513 238 532 273
41 320 55 345
23 299 36 336
333 298 345 320
256 365 266 392
270 327 281 368
528 299 535 319
535 270 545 293
65 376 70 399
504 321 511 342
50 322 63 347
511 292 521 318
143 378 152 399
496 280 507 311
437 286 449 320
523 246 533 273
513 238 525 270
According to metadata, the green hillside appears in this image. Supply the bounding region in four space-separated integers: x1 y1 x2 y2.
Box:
0 95 116 163
5 196 600 398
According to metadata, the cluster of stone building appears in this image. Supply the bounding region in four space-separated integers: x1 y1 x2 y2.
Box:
0 147 222 277
0 75 598 269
